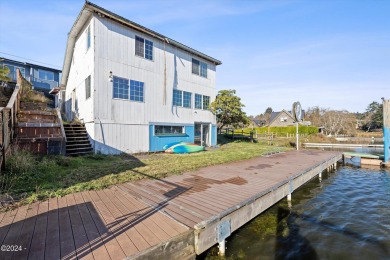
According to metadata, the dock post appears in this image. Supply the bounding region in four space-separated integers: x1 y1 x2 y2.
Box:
218 240 226 256
287 193 292 201
319 171 322 181
384 99 390 164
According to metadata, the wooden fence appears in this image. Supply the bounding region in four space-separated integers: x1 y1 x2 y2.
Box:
0 70 22 172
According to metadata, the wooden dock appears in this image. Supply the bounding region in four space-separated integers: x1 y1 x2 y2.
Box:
0 150 341 259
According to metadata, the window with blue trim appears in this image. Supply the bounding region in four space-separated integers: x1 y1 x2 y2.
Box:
113 77 129 99
173 89 182 106
154 125 185 136
130 80 144 102
145 40 153 60
38 70 54 81
113 76 144 102
200 62 207 78
195 94 202 109
203 95 210 110
135 35 153 61
183 91 192 108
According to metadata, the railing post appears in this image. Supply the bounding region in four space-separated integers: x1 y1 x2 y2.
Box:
384 99 390 164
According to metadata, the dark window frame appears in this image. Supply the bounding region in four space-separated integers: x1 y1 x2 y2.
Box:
154 125 186 136
85 75 91 99
192 58 207 78
135 35 153 61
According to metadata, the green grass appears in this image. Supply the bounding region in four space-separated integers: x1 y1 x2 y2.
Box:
1 137 288 206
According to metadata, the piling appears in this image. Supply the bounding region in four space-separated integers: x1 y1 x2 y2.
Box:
384 99 390 164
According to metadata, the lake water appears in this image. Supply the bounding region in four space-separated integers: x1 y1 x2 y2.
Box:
199 165 390 259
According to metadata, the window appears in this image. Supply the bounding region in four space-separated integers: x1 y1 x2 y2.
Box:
86 26 91 51
183 91 192 108
195 94 202 109
113 76 144 102
200 62 207 78
113 77 129 99
130 80 144 102
154 125 185 136
192 59 199 75
85 75 91 99
38 70 54 81
173 89 182 106
192 58 207 78
3 65 25 81
135 36 153 60
203 95 210 110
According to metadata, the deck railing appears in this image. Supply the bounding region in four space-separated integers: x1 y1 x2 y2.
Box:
0 74 21 171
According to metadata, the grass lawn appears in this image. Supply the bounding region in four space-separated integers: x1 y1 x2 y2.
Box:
1 136 289 206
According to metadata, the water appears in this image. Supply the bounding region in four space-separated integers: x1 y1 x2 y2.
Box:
200 166 390 259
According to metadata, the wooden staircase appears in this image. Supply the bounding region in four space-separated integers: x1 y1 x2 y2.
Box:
63 123 93 156
16 103 65 155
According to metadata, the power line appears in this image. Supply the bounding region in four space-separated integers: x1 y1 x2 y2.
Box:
0 51 62 70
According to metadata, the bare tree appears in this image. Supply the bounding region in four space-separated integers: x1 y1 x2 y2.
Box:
306 107 356 136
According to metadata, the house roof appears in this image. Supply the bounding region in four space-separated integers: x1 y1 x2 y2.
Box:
61 1 222 88
268 110 295 125
0 57 62 73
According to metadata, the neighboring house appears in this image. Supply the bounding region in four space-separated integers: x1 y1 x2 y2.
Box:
0 57 61 91
61 1 222 154
268 110 305 127
249 119 266 128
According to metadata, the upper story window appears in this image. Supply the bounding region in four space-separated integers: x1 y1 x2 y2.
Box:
130 80 144 102
195 94 202 109
38 70 54 81
135 36 153 60
173 89 182 106
183 91 192 108
86 26 91 51
85 75 91 99
113 76 144 102
173 90 192 108
194 94 210 110
202 95 210 110
192 58 207 78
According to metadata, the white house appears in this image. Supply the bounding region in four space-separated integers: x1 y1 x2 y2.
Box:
61 1 222 154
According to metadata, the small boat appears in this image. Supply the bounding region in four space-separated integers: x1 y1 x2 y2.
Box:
164 142 205 153
163 141 185 150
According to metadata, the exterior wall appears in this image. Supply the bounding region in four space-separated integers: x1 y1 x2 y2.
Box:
149 124 195 152
94 122 149 154
91 15 217 153
0 60 60 90
269 111 295 127
65 17 95 124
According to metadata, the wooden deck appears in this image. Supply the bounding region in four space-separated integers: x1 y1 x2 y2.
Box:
0 150 341 259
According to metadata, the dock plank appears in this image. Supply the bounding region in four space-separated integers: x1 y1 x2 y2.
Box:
0 204 29 260
58 195 76 259
66 194 93 260
73 192 111 260
44 198 60 260
11 202 39 260
85 191 127 260
28 200 48 260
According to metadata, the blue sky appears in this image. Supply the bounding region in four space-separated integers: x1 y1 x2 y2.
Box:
0 0 389 115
